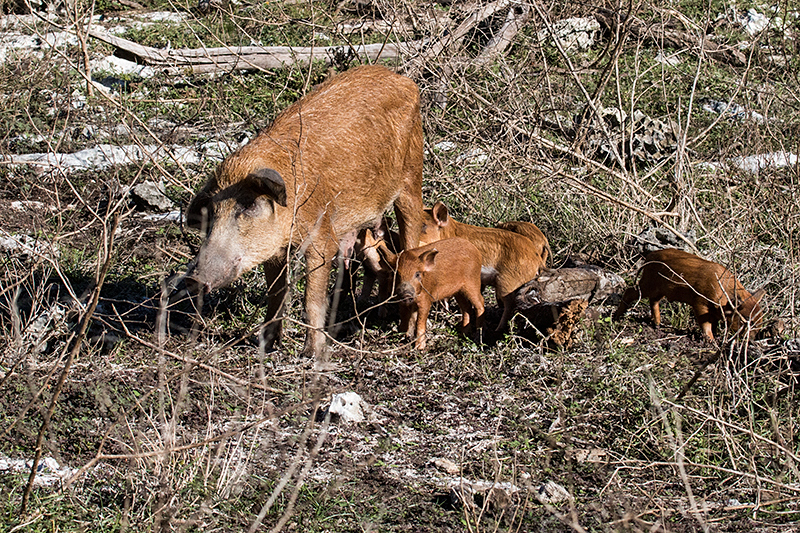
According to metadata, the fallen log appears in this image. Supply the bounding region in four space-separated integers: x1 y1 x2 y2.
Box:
516 265 626 306
87 0 522 76
476 3 532 63
87 29 424 75
513 264 626 346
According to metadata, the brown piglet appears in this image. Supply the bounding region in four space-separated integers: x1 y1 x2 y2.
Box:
184 65 424 366
419 202 545 331
613 248 765 341
379 237 484 351
355 219 401 312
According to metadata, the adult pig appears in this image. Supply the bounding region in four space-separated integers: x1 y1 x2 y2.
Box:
184 65 424 365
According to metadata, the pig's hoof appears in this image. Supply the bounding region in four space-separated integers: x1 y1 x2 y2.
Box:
312 359 340 372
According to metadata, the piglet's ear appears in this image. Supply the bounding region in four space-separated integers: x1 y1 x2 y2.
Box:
247 168 287 207
431 201 449 227
374 233 398 268
748 288 766 306
419 249 439 271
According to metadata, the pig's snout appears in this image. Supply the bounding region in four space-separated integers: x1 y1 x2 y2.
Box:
397 282 417 302
185 275 212 295
184 250 243 296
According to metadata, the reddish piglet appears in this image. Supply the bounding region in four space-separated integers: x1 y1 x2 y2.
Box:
613 248 765 341
495 220 551 267
380 237 484 351
419 202 545 331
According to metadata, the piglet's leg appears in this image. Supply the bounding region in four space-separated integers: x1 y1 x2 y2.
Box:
496 294 516 332
399 303 416 339
414 300 431 351
692 305 716 342
650 298 662 326
454 294 473 332
470 292 485 331
357 270 377 304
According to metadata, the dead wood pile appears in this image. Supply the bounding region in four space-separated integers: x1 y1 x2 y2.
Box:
86 4 746 77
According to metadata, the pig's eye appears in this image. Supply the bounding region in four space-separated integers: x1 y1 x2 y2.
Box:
236 198 267 219
421 224 428 232
414 271 421 279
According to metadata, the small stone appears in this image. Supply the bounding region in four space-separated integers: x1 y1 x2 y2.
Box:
328 392 364 423
130 180 173 211
432 457 460 475
536 480 572 504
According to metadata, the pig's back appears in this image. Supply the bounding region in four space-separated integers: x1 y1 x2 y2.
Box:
259 65 421 229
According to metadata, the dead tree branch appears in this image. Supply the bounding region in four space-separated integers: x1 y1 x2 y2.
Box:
594 8 747 66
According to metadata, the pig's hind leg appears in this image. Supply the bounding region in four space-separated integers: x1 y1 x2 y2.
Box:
455 288 484 334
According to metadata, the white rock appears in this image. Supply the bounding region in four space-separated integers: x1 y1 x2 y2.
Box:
3 143 209 172
172 145 204 165
136 11 187 23
537 17 601 52
733 151 798 174
701 99 766 124
0 31 78 64
201 140 240 161
536 480 573 504
0 229 59 259
328 392 364 423
432 457 460 475
0 454 77 487
142 210 182 222
92 55 155 79
433 141 457 152
455 147 489 165
654 52 681 66
10 200 49 211
0 12 58 30
131 180 173 211
742 8 770 35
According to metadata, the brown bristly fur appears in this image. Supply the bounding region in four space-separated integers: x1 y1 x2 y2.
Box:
380 237 484 351
419 201 546 332
495 220 551 267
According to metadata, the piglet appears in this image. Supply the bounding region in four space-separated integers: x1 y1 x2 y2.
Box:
355 219 401 312
379 237 484 350
419 202 546 332
613 248 765 341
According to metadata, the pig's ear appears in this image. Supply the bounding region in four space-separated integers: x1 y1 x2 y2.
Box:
247 168 287 207
377 239 397 268
431 202 449 227
419 249 439 270
186 180 216 232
